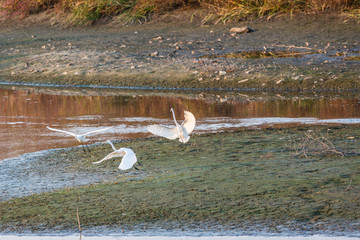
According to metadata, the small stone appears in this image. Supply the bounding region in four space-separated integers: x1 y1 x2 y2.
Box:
219 71 226 76
11 71 16 75
150 51 159 57
230 26 253 34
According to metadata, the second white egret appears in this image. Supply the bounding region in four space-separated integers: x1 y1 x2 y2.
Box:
46 126 112 152
93 140 139 170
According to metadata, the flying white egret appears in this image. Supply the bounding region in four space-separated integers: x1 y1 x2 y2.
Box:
93 140 139 170
46 126 112 152
147 108 196 143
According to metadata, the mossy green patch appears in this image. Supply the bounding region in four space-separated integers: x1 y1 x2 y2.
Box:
0 125 359 232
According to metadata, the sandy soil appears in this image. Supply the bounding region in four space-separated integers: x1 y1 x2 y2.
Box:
0 14 359 90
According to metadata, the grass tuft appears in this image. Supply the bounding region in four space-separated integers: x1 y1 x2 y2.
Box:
1 0 359 24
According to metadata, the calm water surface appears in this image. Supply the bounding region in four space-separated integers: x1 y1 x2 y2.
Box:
1 86 359 160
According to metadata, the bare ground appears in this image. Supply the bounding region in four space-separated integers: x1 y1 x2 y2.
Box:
0 13 360 90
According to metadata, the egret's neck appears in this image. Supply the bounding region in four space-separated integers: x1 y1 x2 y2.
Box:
170 108 177 124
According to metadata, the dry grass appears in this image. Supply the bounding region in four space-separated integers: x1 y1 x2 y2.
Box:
1 0 359 24
284 130 345 158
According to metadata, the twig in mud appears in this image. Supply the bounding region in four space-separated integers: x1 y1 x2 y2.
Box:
346 179 353 191
77 207 82 233
271 44 315 50
284 131 344 158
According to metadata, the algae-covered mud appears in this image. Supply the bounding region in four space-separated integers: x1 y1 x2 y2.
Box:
0 15 359 90
1 125 359 235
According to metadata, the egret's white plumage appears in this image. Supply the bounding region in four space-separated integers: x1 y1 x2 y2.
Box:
147 108 196 143
93 140 138 170
46 126 112 152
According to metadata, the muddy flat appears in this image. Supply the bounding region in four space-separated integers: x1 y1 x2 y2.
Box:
1 15 359 90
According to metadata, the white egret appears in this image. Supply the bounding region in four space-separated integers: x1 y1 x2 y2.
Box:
93 140 139 170
147 108 196 143
46 126 112 152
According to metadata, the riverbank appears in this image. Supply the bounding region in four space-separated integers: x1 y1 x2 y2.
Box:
1 14 359 91
1 125 359 234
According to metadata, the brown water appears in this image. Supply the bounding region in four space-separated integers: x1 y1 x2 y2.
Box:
0 87 359 160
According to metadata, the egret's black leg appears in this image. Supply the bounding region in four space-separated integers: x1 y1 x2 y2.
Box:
82 145 86 153
134 166 139 170
86 145 91 152
137 161 142 166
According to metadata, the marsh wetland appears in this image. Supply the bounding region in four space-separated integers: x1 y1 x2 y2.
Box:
0 85 359 237
0 14 359 239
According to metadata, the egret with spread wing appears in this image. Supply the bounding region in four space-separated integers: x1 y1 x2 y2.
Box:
147 108 196 143
93 140 139 170
46 126 112 152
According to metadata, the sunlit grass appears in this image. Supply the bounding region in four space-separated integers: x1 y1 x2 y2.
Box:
1 0 359 24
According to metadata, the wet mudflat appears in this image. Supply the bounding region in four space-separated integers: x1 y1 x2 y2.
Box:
0 16 359 90
0 125 359 235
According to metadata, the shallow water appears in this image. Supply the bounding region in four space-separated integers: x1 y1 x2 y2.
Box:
0 87 359 160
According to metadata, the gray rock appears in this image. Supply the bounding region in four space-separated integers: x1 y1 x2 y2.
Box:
230 26 254 34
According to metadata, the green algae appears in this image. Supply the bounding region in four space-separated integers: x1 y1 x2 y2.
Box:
0 125 359 232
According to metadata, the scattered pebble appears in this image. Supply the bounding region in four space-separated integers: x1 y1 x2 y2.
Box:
230 26 254 34
150 51 159 57
219 71 226 76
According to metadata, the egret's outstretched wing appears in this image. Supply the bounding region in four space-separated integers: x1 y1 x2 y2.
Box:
46 126 76 137
83 127 112 136
93 151 124 164
181 111 196 134
147 125 179 140
119 149 137 170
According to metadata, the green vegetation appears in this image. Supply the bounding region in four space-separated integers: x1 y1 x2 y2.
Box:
0 126 359 232
1 0 359 25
